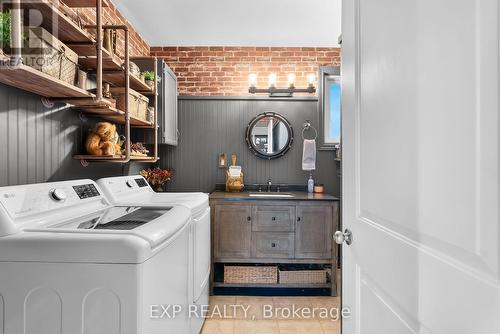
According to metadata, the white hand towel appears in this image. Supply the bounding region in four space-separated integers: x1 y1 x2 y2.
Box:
302 139 316 171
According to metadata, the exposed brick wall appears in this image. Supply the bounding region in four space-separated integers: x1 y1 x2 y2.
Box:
150 46 340 96
67 2 150 56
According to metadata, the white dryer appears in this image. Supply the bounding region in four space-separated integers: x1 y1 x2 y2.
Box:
97 176 210 334
0 179 191 334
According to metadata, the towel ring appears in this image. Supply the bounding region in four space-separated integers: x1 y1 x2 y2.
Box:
302 120 318 140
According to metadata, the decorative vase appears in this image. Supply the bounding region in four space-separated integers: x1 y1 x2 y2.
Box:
145 79 155 89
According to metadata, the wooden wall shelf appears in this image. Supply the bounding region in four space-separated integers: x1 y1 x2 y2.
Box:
2 0 159 164
130 156 159 162
73 155 127 163
69 47 123 70
0 64 94 98
75 105 153 127
61 0 110 7
11 0 95 43
73 155 159 162
103 71 154 93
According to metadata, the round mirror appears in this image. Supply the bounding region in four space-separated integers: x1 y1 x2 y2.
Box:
245 112 294 159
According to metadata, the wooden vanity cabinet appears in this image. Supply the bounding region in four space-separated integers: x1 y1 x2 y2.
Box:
211 196 339 263
210 192 339 295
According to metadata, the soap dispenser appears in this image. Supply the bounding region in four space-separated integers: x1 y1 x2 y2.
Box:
307 173 314 193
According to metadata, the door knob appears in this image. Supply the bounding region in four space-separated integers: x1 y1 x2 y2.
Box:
334 229 353 245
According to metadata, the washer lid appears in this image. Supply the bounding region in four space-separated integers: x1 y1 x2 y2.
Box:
27 205 191 249
0 180 191 263
0 205 191 264
97 176 209 215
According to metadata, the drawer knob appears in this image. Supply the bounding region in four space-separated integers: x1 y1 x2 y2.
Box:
272 217 277 221
297 217 301 222
247 216 251 221
271 242 277 248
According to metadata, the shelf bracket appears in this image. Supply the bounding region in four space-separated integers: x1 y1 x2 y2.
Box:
40 97 55 109
79 113 88 122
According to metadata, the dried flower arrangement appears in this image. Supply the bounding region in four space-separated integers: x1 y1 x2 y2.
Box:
131 142 149 156
140 167 173 192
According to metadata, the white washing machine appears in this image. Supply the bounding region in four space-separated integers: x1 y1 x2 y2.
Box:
0 179 192 334
97 176 210 334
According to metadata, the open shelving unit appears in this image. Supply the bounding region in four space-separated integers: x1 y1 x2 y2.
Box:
0 0 159 164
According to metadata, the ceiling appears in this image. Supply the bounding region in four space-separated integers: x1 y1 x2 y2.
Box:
113 0 342 47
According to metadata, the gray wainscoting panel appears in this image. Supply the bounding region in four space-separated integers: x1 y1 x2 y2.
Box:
0 83 146 186
160 97 340 196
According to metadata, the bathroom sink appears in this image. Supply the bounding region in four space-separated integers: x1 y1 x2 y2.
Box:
248 192 294 198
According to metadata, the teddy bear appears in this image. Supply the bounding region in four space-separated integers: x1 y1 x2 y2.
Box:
85 122 122 156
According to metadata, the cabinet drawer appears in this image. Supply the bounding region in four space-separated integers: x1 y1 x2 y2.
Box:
252 206 295 232
251 232 294 258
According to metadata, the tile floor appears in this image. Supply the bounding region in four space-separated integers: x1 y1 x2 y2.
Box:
201 295 341 334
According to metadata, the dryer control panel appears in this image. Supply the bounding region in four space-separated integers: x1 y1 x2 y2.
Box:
97 176 154 204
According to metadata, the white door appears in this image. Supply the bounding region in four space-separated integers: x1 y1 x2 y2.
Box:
341 0 500 333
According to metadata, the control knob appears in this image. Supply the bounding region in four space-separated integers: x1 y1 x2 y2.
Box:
50 189 67 202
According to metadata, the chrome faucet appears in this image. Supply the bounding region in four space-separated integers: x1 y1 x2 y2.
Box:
267 178 272 192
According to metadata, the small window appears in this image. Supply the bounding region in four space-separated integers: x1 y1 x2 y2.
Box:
318 66 341 149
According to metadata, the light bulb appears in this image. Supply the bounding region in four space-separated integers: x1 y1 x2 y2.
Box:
248 73 257 87
268 73 277 87
287 73 296 87
307 73 316 86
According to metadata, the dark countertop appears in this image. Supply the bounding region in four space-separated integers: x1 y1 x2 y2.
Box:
209 191 339 201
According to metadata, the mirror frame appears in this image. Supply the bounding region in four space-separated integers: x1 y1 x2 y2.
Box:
245 112 294 160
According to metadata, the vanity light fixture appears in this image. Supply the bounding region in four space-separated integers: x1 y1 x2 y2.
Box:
248 72 316 97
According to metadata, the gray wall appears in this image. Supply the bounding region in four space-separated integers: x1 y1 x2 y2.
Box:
0 84 340 196
0 83 146 186
160 97 340 196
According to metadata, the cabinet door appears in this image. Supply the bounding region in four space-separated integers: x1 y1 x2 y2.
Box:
214 205 251 259
295 205 333 259
160 63 178 145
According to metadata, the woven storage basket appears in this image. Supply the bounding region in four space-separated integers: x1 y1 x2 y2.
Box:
110 87 149 121
224 266 277 284
279 270 327 284
22 27 78 85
